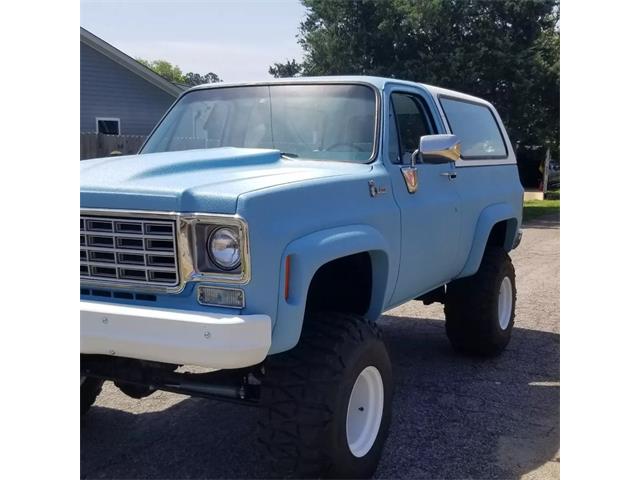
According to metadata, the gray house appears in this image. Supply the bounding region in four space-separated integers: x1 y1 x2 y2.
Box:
80 27 183 136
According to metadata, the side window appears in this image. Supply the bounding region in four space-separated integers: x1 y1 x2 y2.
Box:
439 97 507 158
391 93 433 164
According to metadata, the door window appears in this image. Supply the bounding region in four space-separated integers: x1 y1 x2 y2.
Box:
390 93 434 164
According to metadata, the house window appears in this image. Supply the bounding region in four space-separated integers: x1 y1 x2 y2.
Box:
96 118 120 135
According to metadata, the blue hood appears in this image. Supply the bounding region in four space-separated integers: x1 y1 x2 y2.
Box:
80 147 369 214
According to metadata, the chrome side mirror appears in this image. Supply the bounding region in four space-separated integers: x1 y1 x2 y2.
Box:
402 134 461 194
415 134 461 165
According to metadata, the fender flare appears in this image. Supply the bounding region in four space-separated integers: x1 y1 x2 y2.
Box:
269 224 392 354
458 203 520 278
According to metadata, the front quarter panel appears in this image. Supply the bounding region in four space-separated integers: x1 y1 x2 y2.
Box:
273 225 392 353
237 161 400 354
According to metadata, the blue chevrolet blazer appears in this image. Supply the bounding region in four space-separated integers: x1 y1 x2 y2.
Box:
81 76 523 478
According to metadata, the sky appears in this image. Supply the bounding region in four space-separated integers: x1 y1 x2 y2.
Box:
80 0 307 82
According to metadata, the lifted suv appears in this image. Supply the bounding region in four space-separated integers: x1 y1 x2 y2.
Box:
81 76 523 478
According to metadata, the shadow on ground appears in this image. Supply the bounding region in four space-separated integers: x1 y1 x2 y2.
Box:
81 316 559 479
522 212 560 230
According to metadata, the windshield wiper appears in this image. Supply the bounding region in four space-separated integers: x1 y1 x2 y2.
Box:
280 152 299 159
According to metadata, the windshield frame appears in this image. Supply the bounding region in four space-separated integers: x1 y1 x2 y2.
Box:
139 80 382 164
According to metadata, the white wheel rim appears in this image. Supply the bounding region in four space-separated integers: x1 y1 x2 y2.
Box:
498 276 513 330
346 366 384 458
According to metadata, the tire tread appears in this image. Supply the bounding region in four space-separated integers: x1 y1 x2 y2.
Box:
444 246 516 355
259 311 387 478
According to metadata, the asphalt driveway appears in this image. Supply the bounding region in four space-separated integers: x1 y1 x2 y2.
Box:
81 214 559 479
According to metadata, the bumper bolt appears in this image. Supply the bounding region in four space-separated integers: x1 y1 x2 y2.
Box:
102 317 108 324
204 331 211 339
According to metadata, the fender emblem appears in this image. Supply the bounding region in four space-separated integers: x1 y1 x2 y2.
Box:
368 180 387 197
401 167 419 194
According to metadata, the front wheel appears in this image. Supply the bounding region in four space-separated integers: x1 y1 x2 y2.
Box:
259 311 393 479
444 246 516 356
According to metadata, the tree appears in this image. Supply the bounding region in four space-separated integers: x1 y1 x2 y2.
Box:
268 59 303 78
274 0 559 152
183 72 222 86
136 58 223 86
136 58 185 83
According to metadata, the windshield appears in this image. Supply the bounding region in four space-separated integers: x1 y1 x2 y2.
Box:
141 84 377 163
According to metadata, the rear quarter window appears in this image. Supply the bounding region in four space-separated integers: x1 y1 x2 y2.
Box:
439 97 507 159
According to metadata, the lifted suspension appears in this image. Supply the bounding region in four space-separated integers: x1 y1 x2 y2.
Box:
81 355 263 405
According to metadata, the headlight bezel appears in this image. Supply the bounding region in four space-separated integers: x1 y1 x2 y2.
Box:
190 217 248 282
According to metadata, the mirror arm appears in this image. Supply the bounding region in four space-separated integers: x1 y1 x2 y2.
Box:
410 149 420 168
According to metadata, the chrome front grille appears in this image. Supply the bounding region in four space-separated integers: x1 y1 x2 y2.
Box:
80 215 179 287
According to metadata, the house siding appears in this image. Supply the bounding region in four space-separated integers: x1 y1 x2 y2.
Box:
80 43 176 135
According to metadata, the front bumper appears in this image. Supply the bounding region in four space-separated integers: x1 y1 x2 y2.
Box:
80 301 271 369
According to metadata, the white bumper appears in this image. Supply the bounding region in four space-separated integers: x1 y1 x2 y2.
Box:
80 301 272 369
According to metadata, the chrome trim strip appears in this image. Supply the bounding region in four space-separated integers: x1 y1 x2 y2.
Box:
80 208 251 294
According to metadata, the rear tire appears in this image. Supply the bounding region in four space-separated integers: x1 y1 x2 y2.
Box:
444 246 516 356
259 311 393 479
81 376 103 415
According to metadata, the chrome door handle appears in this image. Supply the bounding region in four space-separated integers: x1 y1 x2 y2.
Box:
440 171 457 180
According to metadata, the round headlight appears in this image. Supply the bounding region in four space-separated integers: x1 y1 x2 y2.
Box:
207 227 241 270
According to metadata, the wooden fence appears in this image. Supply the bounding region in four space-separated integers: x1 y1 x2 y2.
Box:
80 133 147 160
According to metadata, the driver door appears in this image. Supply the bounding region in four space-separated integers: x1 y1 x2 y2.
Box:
387 89 462 305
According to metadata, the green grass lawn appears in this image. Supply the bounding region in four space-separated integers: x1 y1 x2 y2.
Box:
523 199 560 222
545 189 560 200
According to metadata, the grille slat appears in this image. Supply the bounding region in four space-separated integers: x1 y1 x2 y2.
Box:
117 252 146 265
115 222 143 234
145 238 174 251
116 237 145 250
89 251 116 263
80 260 177 272
80 229 175 240
80 215 179 287
82 245 153 255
